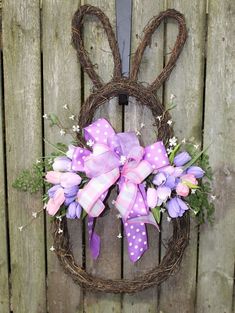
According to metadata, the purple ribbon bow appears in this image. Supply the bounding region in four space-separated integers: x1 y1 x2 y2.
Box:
72 119 169 262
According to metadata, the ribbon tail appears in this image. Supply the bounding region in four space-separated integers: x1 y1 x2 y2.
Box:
88 217 100 260
115 181 137 220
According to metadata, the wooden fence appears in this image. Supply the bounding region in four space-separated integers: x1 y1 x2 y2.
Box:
0 0 234 312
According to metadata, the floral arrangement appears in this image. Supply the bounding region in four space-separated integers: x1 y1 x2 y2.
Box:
14 105 215 262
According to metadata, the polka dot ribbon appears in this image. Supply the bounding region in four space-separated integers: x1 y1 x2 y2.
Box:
72 118 170 262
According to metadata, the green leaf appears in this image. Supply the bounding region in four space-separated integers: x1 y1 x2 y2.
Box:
152 206 161 223
48 113 60 126
169 143 181 164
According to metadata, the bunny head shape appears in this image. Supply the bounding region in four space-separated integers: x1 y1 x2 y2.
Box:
52 5 189 294
72 4 187 143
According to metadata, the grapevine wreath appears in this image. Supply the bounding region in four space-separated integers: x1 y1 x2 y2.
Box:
14 5 215 293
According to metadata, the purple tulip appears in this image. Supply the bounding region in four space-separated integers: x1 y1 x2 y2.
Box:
166 197 189 218
66 202 82 219
187 166 205 178
165 175 176 189
48 185 61 198
52 156 72 172
153 172 167 186
174 151 191 166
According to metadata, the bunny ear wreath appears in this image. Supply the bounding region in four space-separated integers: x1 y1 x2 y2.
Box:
52 4 189 294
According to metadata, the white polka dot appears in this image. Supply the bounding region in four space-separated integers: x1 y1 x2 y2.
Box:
127 233 131 237
97 123 100 127
161 142 164 146
144 241 147 245
158 148 162 153
154 156 159 161
87 129 91 133
96 129 100 134
129 242 132 246
140 223 144 226
82 156 85 159
135 245 138 249
103 139 106 142
151 145 155 150
137 214 141 217
152 165 156 169
142 232 146 235
131 210 134 214
131 252 134 256
162 160 166 164
77 161 81 164
80 149 83 153
105 124 109 128
95 137 99 141
147 153 151 158
141 208 145 212
133 235 136 239
139 198 143 202
137 256 141 260
125 223 128 226
136 228 140 232
134 204 138 208
104 132 108 135
130 225 134 229
140 248 143 252
138 238 142 242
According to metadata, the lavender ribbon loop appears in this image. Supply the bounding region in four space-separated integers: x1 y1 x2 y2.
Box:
72 118 170 262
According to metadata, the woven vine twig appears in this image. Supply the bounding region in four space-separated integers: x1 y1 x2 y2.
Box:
52 4 189 294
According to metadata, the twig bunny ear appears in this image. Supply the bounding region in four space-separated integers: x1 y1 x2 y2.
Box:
130 9 187 92
72 4 122 89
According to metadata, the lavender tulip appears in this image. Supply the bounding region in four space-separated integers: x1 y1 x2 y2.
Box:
48 184 61 198
156 186 171 203
166 197 189 218
153 172 167 186
52 156 72 172
174 151 191 166
66 202 82 219
187 166 205 178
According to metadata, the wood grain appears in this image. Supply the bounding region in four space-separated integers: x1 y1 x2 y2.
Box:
0 49 10 313
122 1 165 312
42 1 83 312
2 1 46 312
196 1 235 312
159 1 206 313
81 0 122 312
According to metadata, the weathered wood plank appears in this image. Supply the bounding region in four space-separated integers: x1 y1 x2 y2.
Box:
123 1 165 312
196 1 235 312
82 0 122 312
159 1 206 312
2 1 46 312
42 1 83 312
0 52 10 313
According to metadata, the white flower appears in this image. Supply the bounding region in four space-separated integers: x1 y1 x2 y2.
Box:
140 123 145 128
32 212 37 218
167 148 173 154
60 129 66 136
167 120 173 126
86 139 94 147
116 214 122 219
167 216 172 222
194 144 199 150
157 115 162 121
63 104 68 110
69 115 75 120
160 208 166 213
111 200 116 205
135 129 141 136
36 159 41 164
43 114 48 119
211 195 216 200
56 215 62 221
58 228 63 234
169 136 177 147
117 233 122 239
49 246 55 252
120 155 127 165
18 226 23 232
170 94 176 100
72 125 80 132
181 138 186 144
191 189 197 194
48 158 53 165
